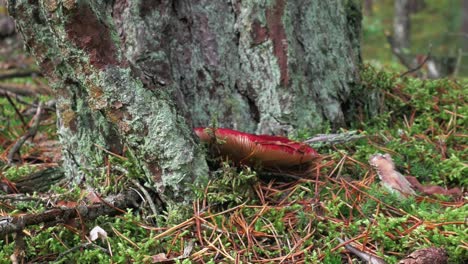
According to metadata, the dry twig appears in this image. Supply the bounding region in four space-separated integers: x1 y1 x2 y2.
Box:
7 102 42 164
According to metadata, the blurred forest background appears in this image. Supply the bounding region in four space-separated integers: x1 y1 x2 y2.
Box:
362 0 468 78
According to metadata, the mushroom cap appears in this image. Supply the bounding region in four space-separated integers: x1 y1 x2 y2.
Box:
195 127 319 169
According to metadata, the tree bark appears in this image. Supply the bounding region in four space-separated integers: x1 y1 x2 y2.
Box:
8 0 363 202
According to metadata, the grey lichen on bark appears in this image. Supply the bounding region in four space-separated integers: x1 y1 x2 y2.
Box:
112 0 364 136
93 67 208 196
8 0 366 202
154 0 361 135
9 0 208 201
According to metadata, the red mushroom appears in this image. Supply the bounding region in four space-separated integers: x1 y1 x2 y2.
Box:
194 127 319 171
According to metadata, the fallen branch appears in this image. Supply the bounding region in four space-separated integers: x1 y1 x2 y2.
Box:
11 167 65 194
337 237 386 264
0 88 23 98
0 69 41 80
0 194 48 203
129 179 159 220
0 190 140 237
0 89 34 107
304 131 364 146
0 83 51 96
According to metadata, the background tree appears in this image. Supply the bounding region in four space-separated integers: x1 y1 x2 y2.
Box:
461 0 468 53
393 0 411 50
8 0 364 202
0 0 14 38
363 0 373 16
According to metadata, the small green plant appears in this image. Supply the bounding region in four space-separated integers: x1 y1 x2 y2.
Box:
3 164 37 181
202 163 258 205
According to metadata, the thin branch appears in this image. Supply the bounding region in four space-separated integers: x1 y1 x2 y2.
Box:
385 32 416 72
0 69 41 80
337 238 386 264
0 194 47 202
303 131 364 146
0 190 140 237
0 83 51 96
55 242 109 262
130 179 159 220
400 45 432 78
7 102 43 164
4 92 27 128
0 89 32 106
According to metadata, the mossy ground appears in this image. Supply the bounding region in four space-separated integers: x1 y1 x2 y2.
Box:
363 0 467 76
1 65 466 263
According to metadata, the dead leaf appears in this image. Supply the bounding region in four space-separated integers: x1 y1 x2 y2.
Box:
369 153 416 197
405 176 462 197
56 201 78 208
150 253 171 263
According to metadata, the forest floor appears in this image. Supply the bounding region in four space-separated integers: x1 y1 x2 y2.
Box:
0 28 467 264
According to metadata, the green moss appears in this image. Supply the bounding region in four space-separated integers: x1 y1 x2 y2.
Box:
3 165 38 182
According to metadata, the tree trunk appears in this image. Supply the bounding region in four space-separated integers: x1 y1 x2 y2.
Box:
394 0 411 50
461 0 468 52
407 0 426 14
8 0 362 202
0 0 15 38
363 0 373 16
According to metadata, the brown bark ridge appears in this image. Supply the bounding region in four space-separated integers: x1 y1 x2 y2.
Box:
8 1 362 201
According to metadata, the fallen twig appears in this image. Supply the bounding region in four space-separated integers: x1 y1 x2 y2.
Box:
337 238 386 264
55 241 109 262
130 179 159 220
0 194 48 202
10 231 26 264
0 83 51 96
7 102 42 164
4 92 27 127
304 131 364 146
0 69 41 80
0 190 140 237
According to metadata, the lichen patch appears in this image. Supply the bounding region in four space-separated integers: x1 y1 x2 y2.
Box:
88 84 107 110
